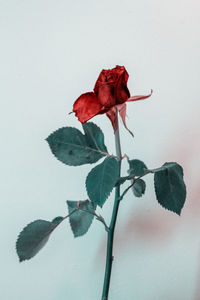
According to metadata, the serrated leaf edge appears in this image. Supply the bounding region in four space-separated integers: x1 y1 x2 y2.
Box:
16 219 62 262
153 163 186 215
85 157 119 207
83 122 108 153
46 126 107 166
66 200 95 238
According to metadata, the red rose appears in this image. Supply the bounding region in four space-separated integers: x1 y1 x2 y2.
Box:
73 66 152 133
93 65 130 107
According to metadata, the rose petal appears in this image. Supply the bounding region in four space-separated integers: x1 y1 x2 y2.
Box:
115 79 130 104
106 107 118 132
114 65 129 83
127 89 153 102
117 103 134 137
96 83 116 107
73 92 103 123
94 66 130 107
115 66 130 104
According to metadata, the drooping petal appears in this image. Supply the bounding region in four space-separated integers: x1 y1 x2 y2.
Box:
127 89 153 102
106 107 118 132
73 92 103 123
117 103 134 137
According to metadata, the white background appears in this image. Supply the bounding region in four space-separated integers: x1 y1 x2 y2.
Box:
1 0 200 299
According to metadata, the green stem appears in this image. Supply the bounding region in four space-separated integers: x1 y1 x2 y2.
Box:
118 171 151 201
101 112 122 300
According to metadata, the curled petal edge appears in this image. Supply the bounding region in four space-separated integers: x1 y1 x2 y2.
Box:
127 89 153 102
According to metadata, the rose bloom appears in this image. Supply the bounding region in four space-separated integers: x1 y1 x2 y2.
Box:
73 65 152 133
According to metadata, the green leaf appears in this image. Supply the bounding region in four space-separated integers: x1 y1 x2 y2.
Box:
132 179 146 197
67 200 96 237
52 216 64 224
16 217 63 262
82 122 107 154
86 157 119 207
46 122 107 166
128 159 148 176
154 162 186 215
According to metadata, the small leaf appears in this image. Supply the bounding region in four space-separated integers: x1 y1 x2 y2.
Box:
86 157 119 207
16 217 63 262
67 200 96 237
154 162 186 215
46 123 107 166
128 159 148 176
52 216 64 224
132 179 146 197
82 122 107 154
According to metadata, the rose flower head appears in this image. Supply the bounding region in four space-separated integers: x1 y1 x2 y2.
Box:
73 65 152 134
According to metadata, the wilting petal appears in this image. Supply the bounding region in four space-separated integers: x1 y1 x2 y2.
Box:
117 103 134 137
73 92 102 123
127 89 153 102
106 107 118 132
